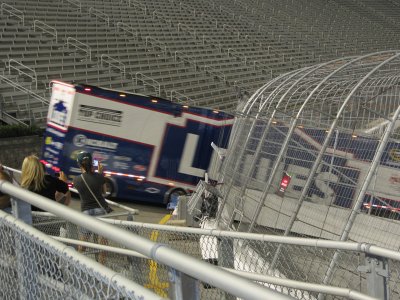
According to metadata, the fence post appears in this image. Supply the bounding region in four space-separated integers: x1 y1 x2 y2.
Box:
218 238 235 300
358 254 389 299
12 196 32 224
168 267 200 300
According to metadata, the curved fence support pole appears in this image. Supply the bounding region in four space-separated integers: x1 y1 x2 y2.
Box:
319 66 400 299
268 51 399 270
215 71 301 224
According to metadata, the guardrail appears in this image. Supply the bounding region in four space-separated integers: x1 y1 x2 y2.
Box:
170 90 193 104
222 24 240 38
179 1 195 16
128 0 147 15
135 72 161 96
102 218 400 300
145 36 167 54
64 0 81 12
174 51 196 70
2 166 138 214
203 65 226 82
152 11 172 27
100 54 126 75
7 59 38 89
228 48 247 65
0 3 24 25
177 22 196 39
33 20 57 42
89 7 110 26
66 37 91 61
116 22 138 39
0 73 47 105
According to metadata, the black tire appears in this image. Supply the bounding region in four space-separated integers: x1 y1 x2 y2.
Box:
103 177 115 198
165 188 186 208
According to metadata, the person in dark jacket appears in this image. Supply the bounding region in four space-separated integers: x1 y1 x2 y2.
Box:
73 151 109 264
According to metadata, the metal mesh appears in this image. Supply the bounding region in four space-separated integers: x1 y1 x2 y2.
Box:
31 214 400 299
0 211 159 300
215 51 400 246
32 214 234 299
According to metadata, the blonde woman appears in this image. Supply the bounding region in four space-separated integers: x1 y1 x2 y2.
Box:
21 155 71 211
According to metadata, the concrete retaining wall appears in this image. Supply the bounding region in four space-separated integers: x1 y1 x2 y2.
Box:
0 135 42 168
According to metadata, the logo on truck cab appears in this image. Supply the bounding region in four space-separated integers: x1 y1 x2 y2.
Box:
78 105 122 127
73 134 118 150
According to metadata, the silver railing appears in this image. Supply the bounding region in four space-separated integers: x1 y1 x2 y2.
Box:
33 20 58 42
89 7 110 26
0 180 291 300
1 3 24 25
7 59 38 89
135 72 161 96
64 0 81 12
66 37 91 61
100 54 126 75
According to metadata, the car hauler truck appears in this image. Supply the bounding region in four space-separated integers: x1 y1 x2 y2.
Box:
42 80 234 204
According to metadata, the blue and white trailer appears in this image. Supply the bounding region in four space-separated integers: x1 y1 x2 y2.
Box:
42 81 233 204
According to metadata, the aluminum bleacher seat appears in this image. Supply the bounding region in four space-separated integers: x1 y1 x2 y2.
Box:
1 0 399 126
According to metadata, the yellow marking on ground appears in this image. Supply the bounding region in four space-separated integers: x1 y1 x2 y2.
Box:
144 213 171 296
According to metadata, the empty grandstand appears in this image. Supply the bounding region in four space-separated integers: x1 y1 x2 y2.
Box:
0 0 399 126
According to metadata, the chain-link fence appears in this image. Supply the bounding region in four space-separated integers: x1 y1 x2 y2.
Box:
1 179 288 300
0 209 161 300
30 212 397 300
207 51 400 296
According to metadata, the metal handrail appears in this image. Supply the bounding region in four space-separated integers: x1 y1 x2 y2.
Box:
2 166 139 214
170 90 193 104
203 65 226 82
222 24 240 38
177 22 196 38
52 235 376 300
0 110 28 126
174 51 196 69
89 7 109 26
7 59 38 89
145 36 167 54
33 20 57 42
66 37 91 61
116 22 138 39
100 54 126 74
201 34 222 51
64 0 81 12
219 5 235 18
0 3 24 25
0 74 48 105
152 11 172 27
228 48 247 65
0 181 287 299
103 218 400 262
179 1 195 16
135 72 161 96
128 0 147 14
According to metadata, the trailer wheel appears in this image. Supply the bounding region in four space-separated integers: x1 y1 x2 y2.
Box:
164 188 186 208
103 178 115 198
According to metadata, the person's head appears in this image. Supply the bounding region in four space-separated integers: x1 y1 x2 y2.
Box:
77 151 93 173
21 155 45 191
